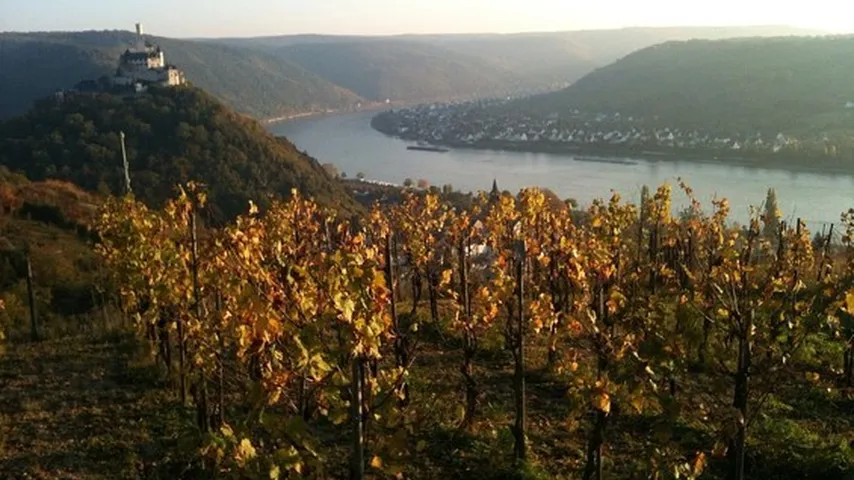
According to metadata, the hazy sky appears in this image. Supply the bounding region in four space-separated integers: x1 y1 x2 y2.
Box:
2 0 853 37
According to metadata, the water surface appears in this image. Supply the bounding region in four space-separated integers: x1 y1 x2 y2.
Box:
271 111 854 231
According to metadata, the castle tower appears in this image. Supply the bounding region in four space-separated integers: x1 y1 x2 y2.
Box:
134 23 145 50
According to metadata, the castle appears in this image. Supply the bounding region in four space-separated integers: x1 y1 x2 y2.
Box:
112 23 185 90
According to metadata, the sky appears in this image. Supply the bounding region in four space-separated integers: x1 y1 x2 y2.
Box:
2 0 854 37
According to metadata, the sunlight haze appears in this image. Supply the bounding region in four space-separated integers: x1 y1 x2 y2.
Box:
2 0 852 36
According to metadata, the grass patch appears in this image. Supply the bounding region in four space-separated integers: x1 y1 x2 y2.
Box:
0 332 191 479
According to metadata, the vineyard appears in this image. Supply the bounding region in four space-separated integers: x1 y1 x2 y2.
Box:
94 182 854 479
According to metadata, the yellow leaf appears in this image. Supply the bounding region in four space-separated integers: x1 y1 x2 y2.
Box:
846 290 854 314
370 456 384 469
454 404 466 422
440 269 454 286
372 271 386 288
235 438 257 466
692 452 707 476
592 391 611 414
630 394 644 413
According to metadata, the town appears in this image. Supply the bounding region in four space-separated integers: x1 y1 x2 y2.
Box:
371 99 821 158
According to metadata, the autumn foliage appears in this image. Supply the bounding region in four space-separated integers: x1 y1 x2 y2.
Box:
96 182 851 479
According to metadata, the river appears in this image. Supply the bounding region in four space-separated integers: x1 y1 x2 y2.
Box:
271 111 854 232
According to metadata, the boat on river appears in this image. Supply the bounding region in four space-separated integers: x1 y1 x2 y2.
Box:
573 155 637 166
407 142 449 153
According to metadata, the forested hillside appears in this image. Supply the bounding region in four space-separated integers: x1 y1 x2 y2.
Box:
275 40 521 102
214 26 822 97
521 35 854 135
404 26 824 90
1 26 821 120
0 31 362 119
0 87 358 219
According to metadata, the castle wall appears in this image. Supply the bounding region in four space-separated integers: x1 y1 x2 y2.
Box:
110 27 185 90
113 75 134 86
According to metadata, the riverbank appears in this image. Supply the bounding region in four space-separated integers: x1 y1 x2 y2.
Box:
262 102 391 125
444 140 854 175
370 115 854 177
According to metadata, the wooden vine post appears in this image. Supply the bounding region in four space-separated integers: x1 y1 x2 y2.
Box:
189 201 209 431
512 238 527 462
26 254 38 342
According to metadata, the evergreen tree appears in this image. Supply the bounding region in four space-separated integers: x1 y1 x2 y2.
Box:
763 188 781 240
640 184 650 205
640 185 650 213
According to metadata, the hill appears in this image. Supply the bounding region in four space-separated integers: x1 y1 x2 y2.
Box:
518 35 854 136
0 170 188 478
2 27 822 121
405 26 825 90
274 40 522 103
0 31 363 119
212 26 823 100
0 86 359 220
0 168 105 340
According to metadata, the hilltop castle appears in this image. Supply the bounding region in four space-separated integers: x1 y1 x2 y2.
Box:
111 24 185 90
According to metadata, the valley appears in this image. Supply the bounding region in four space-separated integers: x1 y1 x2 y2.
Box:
3 13 854 480
370 33 854 175
0 25 818 120
276 110 854 231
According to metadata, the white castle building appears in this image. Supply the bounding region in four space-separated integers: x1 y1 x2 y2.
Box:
112 23 185 89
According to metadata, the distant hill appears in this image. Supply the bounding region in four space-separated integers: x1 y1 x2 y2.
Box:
0 31 363 119
274 40 522 103
403 26 826 90
516 35 854 136
1 26 825 120
0 86 359 220
211 26 824 99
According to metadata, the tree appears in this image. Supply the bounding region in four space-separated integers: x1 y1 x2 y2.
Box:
322 163 339 178
762 188 781 241
356 172 365 180
0 87 358 220
640 184 651 208
403 178 413 188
